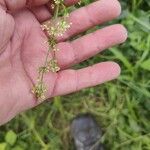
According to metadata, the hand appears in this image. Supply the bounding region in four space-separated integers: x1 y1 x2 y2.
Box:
0 0 127 125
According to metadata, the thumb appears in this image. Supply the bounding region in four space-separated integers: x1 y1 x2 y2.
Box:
0 7 15 53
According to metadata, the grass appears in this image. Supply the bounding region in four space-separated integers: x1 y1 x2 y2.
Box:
0 0 150 150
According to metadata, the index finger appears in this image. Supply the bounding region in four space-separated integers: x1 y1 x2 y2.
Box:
4 0 80 11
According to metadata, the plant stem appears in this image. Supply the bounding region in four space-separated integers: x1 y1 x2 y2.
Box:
21 113 47 148
39 3 60 84
32 0 71 100
54 4 60 19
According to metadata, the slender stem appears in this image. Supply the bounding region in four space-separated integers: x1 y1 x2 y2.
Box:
39 48 51 83
53 4 60 59
32 0 70 100
40 3 60 83
21 113 47 148
54 4 60 19
32 128 47 148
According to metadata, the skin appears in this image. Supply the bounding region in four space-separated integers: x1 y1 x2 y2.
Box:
0 0 127 125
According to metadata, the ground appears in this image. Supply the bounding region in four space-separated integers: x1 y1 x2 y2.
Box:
0 0 150 150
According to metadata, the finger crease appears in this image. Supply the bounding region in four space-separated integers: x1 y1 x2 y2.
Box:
70 42 78 64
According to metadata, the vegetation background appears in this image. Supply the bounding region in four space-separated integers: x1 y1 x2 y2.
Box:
0 0 150 149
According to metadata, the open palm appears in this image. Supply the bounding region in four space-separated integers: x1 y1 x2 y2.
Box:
0 0 127 125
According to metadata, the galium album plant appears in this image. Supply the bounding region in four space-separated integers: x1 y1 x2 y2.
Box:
32 0 72 101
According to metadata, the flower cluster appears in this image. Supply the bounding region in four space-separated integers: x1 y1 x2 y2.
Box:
32 0 71 101
42 17 72 37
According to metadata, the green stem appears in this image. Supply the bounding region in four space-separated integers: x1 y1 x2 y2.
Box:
21 113 47 148
32 128 47 148
40 3 60 83
33 0 70 100
39 48 51 83
54 4 60 19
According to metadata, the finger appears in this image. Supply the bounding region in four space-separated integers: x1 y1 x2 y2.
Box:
55 24 127 69
56 0 121 41
31 0 80 22
4 0 79 11
4 0 48 11
51 62 120 96
31 5 52 23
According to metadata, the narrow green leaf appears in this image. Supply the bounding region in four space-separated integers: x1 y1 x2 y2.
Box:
110 48 133 72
